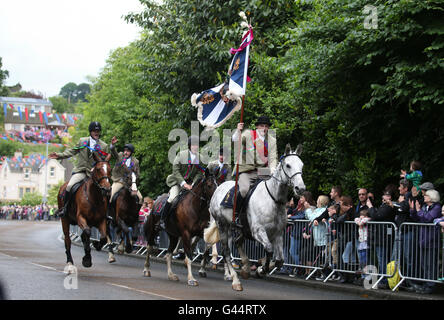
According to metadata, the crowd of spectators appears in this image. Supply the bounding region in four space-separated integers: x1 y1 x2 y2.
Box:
0 204 58 221
4 126 71 145
282 169 442 294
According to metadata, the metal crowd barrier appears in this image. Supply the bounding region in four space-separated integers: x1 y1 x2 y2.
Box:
68 219 443 293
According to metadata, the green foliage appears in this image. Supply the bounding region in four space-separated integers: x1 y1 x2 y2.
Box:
21 191 43 206
49 96 74 113
59 82 91 103
48 180 64 205
0 140 60 157
0 57 9 96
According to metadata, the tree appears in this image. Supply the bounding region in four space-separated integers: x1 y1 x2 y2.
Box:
0 57 10 96
49 96 72 113
75 83 91 102
59 82 78 103
21 191 43 206
48 181 64 205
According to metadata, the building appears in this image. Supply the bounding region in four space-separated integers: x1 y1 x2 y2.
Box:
1 96 81 132
0 152 65 202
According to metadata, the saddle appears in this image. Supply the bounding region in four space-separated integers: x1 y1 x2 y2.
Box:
220 179 263 240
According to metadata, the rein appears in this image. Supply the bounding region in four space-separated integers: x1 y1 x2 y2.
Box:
265 154 302 205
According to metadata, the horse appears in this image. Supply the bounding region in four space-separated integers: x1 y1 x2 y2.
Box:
204 143 305 291
60 151 116 274
110 171 141 254
142 168 217 286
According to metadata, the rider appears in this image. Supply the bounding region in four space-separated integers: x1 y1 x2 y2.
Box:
159 135 205 229
232 115 278 216
207 147 232 185
110 143 143 207
49 121 117 217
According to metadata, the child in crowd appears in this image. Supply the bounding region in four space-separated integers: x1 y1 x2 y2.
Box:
354 209 371 273
400 160 423 196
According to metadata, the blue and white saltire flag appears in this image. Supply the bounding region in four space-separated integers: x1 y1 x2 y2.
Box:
191 83 242 128
191 25 253 128
228 27 253 97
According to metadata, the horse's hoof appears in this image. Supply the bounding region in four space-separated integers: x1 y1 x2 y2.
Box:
64 263 76 275
125 246 133 254
211 264 217 270
240 269 250 279
108 256 116 263
188 279 199 286
168 274 179 281
143 270 151 277
232 283 243 291
199 271 207 278
255 269 265 279
82 257 92 268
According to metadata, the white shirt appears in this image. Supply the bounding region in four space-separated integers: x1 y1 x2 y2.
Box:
89 137 98 150
232 129 265 142
180 151 198 187
125 157 132 167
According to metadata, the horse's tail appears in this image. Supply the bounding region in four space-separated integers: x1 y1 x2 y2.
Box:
203 220 220 244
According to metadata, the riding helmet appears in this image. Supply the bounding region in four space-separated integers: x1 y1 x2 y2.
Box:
88 121 102 132
123 143 135 154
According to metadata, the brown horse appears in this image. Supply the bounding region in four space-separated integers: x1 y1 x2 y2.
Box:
60 152 115 274
111 184 141 254
143 168 217 286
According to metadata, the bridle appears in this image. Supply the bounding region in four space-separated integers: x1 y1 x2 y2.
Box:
189 174 217 207
265 154 303 205
91 160 111 193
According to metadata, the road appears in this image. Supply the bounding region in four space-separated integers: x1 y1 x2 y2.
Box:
0 220 370 301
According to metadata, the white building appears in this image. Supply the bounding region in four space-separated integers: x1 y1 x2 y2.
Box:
0 152 65 202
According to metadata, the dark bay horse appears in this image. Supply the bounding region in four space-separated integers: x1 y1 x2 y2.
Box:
111 182 141 255
60 152 116 274
143 168 217 286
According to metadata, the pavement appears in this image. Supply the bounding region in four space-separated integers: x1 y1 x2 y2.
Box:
69 238 444 300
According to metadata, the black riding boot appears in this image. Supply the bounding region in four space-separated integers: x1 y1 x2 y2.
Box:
233 194 245 228
159 201 172 230
58 190 71 218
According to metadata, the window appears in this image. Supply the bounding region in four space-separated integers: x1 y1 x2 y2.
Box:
25 188 31 194
50 167 55 178
3 186 6 198
24 168 30 180
19 188 24 198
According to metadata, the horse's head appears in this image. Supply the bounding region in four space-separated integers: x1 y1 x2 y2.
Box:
91 152 112 196
203 167 218 200
279 143 306 196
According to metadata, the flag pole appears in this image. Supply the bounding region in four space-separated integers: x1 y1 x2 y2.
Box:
232 95 245 223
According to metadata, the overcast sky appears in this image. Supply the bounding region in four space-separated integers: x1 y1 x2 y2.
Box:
0 0 143 98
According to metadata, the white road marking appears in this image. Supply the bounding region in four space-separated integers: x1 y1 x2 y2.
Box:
28 262 61 272
0 251 18 259
107 282 178 300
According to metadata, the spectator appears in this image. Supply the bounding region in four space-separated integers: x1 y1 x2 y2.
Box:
137 197 153 245
299 191 316 277
409 189 442 294
356 188 369 215
335 195 357 284
400 160 423 196
366 187 397 289
354 209 370 278
288 198 306 278
329 185 342 207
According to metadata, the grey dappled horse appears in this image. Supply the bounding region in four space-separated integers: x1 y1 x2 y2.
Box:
204 144 305 291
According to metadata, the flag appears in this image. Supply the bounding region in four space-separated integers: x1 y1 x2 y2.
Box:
8 104 14 110
55 113 61 123
228 27 253 97
25 108 29 122
39 111 43 123
190 24 253 128
18 106 23 120
3 103 6 117
191 83 242 128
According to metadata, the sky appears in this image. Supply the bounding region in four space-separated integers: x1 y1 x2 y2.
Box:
0 0 143 98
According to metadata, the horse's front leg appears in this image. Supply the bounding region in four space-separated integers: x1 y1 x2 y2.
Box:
99 219 115 263
234 233 251 279
166 236 179 281
183 232 198 286
78 216 92 268
253 227 274 277
62 217 76 274
199 242 212 278
219 223 242 291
